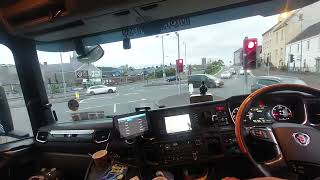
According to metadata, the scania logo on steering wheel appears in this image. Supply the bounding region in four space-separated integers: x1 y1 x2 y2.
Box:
293 132 310 146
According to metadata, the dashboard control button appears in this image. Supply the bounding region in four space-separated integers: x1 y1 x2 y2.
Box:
250 129 268 139
195 139 201 146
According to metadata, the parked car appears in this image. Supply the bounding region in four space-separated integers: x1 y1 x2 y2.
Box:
166 76 180 82
220 71 232 79
188 74 224 88
86 85 117 95
229 68 236 75
239 68 251 75
251 75 307 92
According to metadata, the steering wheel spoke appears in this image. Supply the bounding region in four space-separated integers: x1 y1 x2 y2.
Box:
248 127 287 170
248 127 276 143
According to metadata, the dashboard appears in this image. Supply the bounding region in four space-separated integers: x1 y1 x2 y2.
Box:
35 93 320 168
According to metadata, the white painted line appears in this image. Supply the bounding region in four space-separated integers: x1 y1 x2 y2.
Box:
114 104 117 113
160 87 169 90
249 71 256 78
128 98 147 103
123 93 139 96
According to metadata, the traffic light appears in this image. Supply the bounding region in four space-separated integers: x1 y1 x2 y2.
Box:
289 54 295 63
176 59 184 73
243 38 257 69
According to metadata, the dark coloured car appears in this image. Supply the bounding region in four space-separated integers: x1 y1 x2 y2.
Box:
166 76 180 82
251 75 307 92
188 74 224 88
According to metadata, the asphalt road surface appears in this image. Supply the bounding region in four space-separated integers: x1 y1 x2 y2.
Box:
9 68 254 136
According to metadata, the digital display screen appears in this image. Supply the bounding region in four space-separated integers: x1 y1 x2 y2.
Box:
164 114 192 134
117 113 148 139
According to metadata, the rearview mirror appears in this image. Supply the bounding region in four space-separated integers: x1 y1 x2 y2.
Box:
74 39 104 63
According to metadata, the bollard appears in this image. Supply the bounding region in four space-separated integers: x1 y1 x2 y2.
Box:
75 91 80 101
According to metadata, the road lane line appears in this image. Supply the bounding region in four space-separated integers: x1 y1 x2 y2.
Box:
123 93 139 96
128 98 146 103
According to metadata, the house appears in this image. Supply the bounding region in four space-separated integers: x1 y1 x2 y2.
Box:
41 52 102 86
286 22 320 72
262 0 320 68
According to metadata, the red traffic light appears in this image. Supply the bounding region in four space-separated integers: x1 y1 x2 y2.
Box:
243 38 258 69
243 38 257 54
176 59 184 73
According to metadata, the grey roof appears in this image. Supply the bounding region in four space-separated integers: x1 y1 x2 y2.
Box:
288 21 320 44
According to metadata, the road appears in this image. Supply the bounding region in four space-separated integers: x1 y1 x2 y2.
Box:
9 67 255 136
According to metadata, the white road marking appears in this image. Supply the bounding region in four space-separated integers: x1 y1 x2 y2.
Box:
65 98 147 113
123 93 139 96
79 95 117 103
128 98 147 103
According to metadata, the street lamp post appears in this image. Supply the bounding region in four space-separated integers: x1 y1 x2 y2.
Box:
59 51 67 97
299 14 303 72
175 32 181 95
183 42 187 76
156 34 169 81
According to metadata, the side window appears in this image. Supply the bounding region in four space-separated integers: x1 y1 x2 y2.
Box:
190 75 200 81
202 75 208 81
0 44 32 144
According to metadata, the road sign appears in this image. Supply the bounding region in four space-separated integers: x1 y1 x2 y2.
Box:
76 70 89 78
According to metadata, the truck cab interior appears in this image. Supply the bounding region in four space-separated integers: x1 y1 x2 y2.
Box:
0 0 320 180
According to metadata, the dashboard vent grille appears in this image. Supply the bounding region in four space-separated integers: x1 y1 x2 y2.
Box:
93 130 111 144
36 131 49 143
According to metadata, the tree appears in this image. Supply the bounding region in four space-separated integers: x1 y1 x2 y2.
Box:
165 68 176 77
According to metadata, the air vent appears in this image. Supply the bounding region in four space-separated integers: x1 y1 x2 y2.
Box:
113 10 130 16
140 4 158 11
93 130 111 144
36 131 49 143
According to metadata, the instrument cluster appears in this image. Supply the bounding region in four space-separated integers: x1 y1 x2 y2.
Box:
228 94 305 125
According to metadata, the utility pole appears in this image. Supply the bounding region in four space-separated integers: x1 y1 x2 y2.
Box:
59 51 67 97
299 14 303 72
161 36 166 81
156 34 169 81
175 32 181 95
183 42 187 77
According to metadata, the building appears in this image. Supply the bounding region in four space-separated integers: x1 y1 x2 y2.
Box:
262 1 320 68
233 48 243 66
41 52 102 87
286 22 320 72
201 58 206 68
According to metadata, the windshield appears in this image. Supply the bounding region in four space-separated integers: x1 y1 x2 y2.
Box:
36 1 320 123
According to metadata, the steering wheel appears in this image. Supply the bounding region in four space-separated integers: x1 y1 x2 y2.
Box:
235 84 320 177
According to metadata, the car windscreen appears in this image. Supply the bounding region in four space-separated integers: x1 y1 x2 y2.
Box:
34 1 320 123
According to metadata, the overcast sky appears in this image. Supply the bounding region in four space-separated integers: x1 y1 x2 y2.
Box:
1 15 278 68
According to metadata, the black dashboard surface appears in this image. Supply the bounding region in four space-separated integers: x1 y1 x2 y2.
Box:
35 92 319 167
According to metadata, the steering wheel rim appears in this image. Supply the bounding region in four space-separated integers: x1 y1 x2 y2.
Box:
235 84 320 176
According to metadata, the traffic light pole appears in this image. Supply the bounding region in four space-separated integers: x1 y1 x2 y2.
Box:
243 37 248 94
